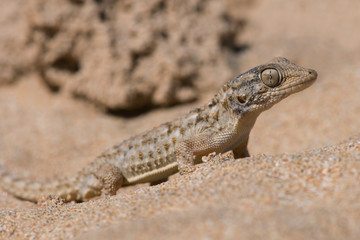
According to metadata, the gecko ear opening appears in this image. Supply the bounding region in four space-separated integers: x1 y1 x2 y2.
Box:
237 95 247 104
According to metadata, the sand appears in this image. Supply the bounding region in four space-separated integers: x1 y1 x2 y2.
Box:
0 0 360 239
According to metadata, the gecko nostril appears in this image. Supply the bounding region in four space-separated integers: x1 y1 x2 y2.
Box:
308 69 318 78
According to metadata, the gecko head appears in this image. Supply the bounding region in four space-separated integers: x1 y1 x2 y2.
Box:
221 57 317 118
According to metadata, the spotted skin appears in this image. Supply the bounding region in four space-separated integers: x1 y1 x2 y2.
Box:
0 57 317 202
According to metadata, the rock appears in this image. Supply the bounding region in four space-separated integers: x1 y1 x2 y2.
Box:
0 0 247 110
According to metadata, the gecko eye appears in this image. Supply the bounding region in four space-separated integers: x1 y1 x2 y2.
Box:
261 68 280 87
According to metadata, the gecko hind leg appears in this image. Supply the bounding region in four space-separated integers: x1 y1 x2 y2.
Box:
92 163 124 196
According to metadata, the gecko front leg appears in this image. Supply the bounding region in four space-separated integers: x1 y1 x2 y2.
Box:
175 129 238 174
232 137 250 159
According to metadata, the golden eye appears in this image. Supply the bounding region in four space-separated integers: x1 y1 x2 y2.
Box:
261 68 280 87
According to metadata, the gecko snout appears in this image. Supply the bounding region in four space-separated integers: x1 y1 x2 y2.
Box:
308 69 318 79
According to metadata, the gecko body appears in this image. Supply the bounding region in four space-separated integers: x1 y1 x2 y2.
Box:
0 57 317 202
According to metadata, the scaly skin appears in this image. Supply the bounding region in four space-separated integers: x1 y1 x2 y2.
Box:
0 57 317 202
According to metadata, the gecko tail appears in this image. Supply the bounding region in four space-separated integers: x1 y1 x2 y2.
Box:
0 162 81 203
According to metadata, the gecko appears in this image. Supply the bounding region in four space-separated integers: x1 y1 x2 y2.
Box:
0 57 317 202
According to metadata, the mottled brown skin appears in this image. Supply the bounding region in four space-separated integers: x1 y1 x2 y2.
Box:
0 57 317 202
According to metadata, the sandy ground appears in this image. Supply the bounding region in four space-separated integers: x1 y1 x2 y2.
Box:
0 0 360 239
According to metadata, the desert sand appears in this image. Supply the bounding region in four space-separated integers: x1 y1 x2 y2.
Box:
0 0 359 239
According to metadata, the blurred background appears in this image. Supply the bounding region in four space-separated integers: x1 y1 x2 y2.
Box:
1 0 359 158
0 0 359 188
